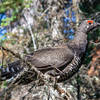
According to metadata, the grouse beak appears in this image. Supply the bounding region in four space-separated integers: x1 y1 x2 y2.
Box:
88 22 100 32
93 22 100 29
96 22 100 26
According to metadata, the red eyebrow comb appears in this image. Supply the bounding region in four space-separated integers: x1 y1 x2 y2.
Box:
87 20 94 24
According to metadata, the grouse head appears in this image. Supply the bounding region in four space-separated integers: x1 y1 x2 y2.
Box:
80 20 100 33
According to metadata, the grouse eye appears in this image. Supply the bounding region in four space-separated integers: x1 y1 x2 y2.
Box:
88 22 92 25
87 20 94 25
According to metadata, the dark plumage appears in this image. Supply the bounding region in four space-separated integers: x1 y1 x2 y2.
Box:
0 20 100 82
26 45 73 72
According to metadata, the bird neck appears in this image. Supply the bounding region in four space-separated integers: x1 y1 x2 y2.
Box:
68 25 88 53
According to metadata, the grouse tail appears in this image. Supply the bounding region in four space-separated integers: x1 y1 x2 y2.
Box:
0 60 23 81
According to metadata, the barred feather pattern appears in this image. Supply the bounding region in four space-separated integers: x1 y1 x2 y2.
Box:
0 60 23 81
56 53 81 82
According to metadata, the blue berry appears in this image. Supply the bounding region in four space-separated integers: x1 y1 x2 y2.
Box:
71 16 76 23
0 27 7 34
68 35 74 40
71 11 75 17
69 29 74 33
1 14 6 20
64 23 70 28
0 13 6 21
63 17 70 23
0 13 7 41
63 30 69 34
1 29 7 35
